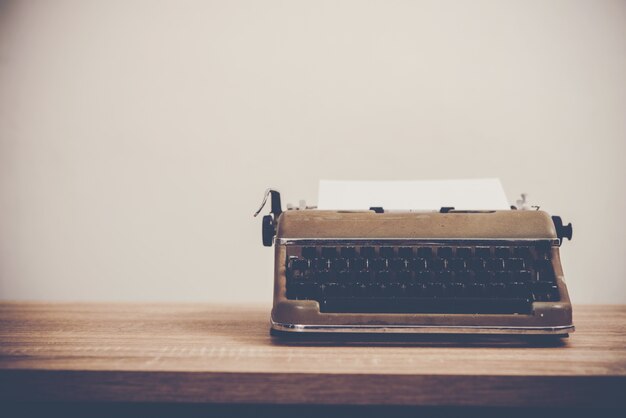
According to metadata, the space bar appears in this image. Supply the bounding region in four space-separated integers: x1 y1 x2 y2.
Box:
319 297 532 314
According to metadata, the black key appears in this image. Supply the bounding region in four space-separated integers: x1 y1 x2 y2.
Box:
544 286 560 301
288 269 309 281
456 247 472 258
386 283 406 297
324 283 344 297
365 283 385 297
535 260 555 282
428 258 445 270
347 283 367 297
301 247 317 259
535 242 552 260
370 258 387 271
494 271 512 283
456 270 474 283
487 258 505 271
406 283 424 296
486 282 506 298
506 282 530 298
332 258 348 271
350 258 368 271
435 270 455 282
324 270 338 282
475 247 491 258
396 271 413 282
437 247 453 258
513 247 532 259
532 281 559 301
379 246 395 258
515 270 533 282
327 259 337 271
494 247 511 258
336 271 352 282
318 283 328 295
398 247 414 258
374 270 393 282
409 258 427 271
379 283 396 297
336 283 353 297
416 247 433 258
360 246 376 258
535 259 553 271
447 282 465 297
423 282 446 297
313 271 331 283
475 271 494 283
505 258 525 270
287 282 319 299
466 282 485 297
355 270 372 283
390 258 408 271
468 258 485 271
416 271 434 282
340 247 356 258
537 268 555 282
448 258 466 271
289 258 309 271
321 247 337 258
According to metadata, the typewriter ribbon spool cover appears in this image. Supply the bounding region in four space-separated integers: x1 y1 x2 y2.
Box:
254 183 574 336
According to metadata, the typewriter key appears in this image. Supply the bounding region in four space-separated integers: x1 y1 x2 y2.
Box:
340 247 356 258
474 247 491 258
360 246 376 258
321 247 337 258
437 247 453 258
494 247 511 258
301 247 317 259
379 246 395 258
398 247 414 258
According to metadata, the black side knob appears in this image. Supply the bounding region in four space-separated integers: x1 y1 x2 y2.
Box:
262 215 275 247
552 216 573 241
254 189 283 248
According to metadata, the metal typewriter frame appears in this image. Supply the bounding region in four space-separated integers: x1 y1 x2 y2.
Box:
273 237 573 335
258 190 575 337
270 321 574 335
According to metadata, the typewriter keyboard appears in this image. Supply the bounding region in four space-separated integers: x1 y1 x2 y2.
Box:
285 244 560 314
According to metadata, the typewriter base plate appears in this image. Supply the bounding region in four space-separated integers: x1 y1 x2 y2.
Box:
271 319 574 336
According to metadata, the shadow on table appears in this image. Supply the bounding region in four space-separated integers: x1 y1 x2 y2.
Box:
179 309 569 348
2 402 622 418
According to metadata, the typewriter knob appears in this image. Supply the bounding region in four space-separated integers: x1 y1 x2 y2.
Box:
552 216 573 241
262 215 276 247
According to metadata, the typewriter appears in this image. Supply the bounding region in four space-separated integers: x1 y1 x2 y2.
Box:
255 189 574 336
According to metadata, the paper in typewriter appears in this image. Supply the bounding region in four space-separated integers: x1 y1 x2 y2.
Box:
318 179 510 210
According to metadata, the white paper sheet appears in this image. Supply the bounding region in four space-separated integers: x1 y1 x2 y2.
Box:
318 179 510 210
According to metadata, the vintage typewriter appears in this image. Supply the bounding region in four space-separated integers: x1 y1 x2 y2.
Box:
255 189 574 336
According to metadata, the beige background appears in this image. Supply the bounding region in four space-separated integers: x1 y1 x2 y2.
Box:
0 0 625 303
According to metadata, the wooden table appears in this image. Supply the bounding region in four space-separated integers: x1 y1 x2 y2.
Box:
1 303 625 414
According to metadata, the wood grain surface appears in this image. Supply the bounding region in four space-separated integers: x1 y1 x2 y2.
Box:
0 302 625 407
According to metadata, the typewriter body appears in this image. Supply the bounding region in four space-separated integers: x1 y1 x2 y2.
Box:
256 190 574 336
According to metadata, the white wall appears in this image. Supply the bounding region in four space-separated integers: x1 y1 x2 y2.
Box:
1 0 625 303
